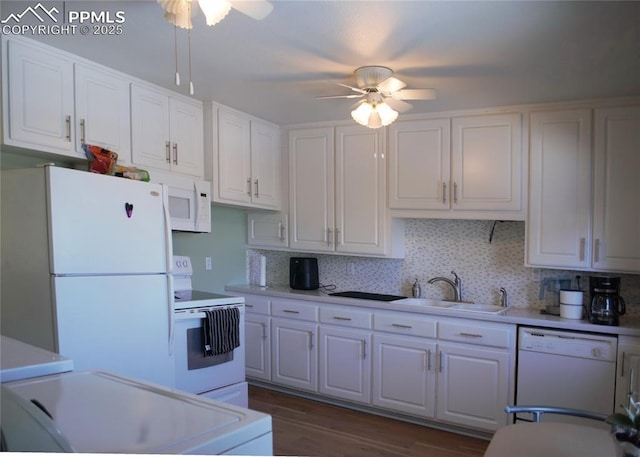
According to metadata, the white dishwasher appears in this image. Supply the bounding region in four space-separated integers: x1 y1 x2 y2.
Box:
516 327 617 428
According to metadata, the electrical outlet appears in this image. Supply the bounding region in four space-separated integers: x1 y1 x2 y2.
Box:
530 268 541 282
205 257 212 270
346 262 355 275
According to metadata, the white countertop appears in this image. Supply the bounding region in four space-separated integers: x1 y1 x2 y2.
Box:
1 336 74 382
226 284 640 337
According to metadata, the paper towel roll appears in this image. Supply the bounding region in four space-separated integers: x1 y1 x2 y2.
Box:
259 255 267 287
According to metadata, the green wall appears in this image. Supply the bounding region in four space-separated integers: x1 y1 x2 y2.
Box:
173 205 247 293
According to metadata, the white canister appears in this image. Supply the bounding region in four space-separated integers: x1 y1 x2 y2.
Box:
559 289 584 305
560 304 583 319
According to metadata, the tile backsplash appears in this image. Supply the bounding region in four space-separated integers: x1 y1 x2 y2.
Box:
247 219 640 315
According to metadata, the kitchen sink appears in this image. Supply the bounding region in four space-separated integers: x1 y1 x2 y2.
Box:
391 298 508 314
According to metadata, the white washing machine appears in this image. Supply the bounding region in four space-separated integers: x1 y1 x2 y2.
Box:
2 370 273 455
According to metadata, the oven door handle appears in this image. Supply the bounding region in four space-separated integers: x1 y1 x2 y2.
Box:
175 311 209 320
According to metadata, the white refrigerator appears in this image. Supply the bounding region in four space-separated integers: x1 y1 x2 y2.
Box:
1 166 175 387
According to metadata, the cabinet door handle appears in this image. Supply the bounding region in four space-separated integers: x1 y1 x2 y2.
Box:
391 323 412 329
80 118 86 144
165 141 171 163
279 223 286 241
453 182 458 204
427 349 432 371
439 351 444 372
442 182 447 204
579 238 586 262
173 143 178 164
458 332 483 338
245 304 254 308
327 228 333 246
332 316 352 321
254 179 259 198
308 331 314 350
65 115 71 142
246 178 252 196
362 340 367 359
594 239 601 263
261 323 267 340
282 309 300 314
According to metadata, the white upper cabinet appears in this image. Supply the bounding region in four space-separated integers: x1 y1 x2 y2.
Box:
74 63 131 163
451 113 523 213
289 127 335 252
527 104 640 273
592 106 640 272
3 37 78 158
388 118 450 210
130 83 203 177
389 113 524 220
527 109 592 269
289 125 401 256
212 107 281 210
335 125 387 255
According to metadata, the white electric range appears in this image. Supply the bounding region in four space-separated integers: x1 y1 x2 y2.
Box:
173 256 247 407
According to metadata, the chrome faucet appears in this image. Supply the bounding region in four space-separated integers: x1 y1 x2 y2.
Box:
500 287 508 308
428 271 462 302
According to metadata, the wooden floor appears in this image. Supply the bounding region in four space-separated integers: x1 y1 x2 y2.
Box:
248 385 489 457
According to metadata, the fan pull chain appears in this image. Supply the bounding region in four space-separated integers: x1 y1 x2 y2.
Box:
187 2 194 95
174 24 180 86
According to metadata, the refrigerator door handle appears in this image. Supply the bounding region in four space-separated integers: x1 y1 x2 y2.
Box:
167 273 175 356
161 184 173 272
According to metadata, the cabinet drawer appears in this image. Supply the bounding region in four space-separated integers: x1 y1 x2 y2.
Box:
320 307 373 329
272 299 318 322
374 312 437 338
243 294 270 315
438 320 513 348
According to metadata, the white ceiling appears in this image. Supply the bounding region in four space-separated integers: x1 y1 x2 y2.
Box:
5 0 640 126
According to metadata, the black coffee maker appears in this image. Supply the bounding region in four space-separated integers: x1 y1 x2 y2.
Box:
588 276 626 326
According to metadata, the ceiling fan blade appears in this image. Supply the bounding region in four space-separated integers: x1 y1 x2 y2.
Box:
377 76 406 94
391 89 438 100
384 98 413 113
316 94 364 100
336 83 367 94
230 0 273 20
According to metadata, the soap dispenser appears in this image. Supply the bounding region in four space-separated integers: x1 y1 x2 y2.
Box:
412 278 422 298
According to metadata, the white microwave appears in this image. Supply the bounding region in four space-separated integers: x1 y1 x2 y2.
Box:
151 172 211 233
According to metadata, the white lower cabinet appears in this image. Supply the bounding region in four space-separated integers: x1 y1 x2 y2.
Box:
436 343 510 431
319 306 373 404
244 294 271 381
241 294 515 433
270 299 319 392
372 333 437 418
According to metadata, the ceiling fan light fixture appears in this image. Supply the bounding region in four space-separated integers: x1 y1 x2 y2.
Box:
351 101 398 129
198 0 232 26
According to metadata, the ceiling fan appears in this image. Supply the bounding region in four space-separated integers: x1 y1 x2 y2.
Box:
317 66 437 128
158 0 273 29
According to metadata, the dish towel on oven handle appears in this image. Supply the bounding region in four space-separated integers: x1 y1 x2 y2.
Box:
203 308 240 356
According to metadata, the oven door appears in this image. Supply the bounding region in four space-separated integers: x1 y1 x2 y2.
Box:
174 305 245 394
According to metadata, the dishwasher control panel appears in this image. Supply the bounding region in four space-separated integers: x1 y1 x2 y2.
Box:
518 327 617 362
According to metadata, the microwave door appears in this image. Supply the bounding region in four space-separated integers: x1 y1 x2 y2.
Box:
168 190 194 231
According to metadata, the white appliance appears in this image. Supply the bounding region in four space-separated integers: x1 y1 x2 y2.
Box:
0 336 74 382
2 370 273 455
173 255 248 407
151 170 211 233
516 327 617 428
0 166 175 387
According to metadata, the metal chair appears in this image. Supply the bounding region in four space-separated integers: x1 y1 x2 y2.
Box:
505 405 608 423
